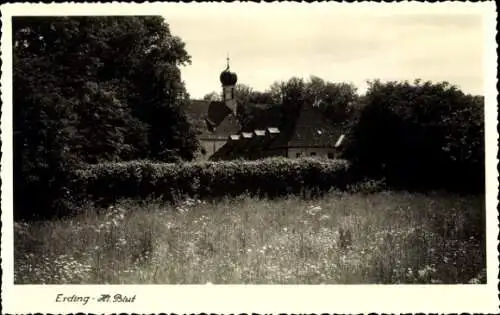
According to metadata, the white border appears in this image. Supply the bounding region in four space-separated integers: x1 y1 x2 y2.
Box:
1 2 498 313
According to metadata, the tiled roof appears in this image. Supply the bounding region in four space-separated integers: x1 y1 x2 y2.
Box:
268 104 345 149
210 126 282 161
207 113 241 139
287 105 343 147
183 100 240 139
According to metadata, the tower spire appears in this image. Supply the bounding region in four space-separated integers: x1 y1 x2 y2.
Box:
226 52 230 70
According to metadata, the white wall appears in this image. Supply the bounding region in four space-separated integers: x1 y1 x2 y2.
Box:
288 147 336 159
199 143 337 160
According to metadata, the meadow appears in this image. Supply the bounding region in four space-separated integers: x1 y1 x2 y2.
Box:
14 189 486 284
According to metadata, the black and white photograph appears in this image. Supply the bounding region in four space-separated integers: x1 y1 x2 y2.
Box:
1 2 498 313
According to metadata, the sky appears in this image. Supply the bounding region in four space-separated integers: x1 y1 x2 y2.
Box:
162 3 485 99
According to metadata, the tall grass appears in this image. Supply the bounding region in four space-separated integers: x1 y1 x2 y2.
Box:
14 190 485 284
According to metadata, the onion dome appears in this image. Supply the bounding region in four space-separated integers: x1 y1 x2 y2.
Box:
220 57 238 85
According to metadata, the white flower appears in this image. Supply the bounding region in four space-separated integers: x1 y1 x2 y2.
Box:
306 205 322 216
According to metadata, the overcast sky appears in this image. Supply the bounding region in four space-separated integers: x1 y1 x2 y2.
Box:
163 3 485 99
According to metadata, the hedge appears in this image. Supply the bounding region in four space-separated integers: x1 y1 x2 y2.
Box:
69 157 352 208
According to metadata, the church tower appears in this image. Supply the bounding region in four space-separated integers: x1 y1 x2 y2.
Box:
219 56 238 115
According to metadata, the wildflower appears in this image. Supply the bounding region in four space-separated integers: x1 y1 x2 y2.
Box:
176 207 188 214
306 205 322 216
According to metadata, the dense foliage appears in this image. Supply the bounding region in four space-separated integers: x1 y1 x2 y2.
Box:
13 17 484 220
13 16 199 219
69 158 352 213
343 80 485 192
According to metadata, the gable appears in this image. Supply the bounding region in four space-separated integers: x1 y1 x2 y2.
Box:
183 99 241 140
206 113 241 139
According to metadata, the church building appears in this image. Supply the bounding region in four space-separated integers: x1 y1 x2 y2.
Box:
183 58 346 160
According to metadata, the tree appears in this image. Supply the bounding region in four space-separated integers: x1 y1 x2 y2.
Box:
203 91 221 102
71 82 135 164
230 84 256 127
343 79 484 192
13 16 200 219
304 76 359 123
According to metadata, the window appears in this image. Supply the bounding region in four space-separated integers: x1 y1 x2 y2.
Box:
296 153 302 158
310 152 317 157
328 153 334 159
